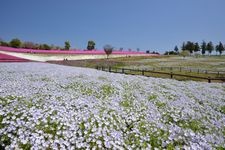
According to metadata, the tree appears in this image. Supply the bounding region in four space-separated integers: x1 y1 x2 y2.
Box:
194 42 200 53
0 39 9 47
87 40 95 50
103 44 113 59
216 42 224 55
119 47 123 51
180 50 190 58
206 41 214 55
128 48 132 52
22 41 35 49
174 46 179 53
64 41 70 50
146 50 150 53
137 48 140 52
10 38 22 48
164 51 177 55
185 41 195 54
201 41 207 55
181 42 186 51
39 44 51 50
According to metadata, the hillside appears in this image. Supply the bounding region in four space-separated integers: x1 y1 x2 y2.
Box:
0 46 156 62
0 62 225 149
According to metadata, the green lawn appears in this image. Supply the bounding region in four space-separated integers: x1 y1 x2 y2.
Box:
49 55 225 82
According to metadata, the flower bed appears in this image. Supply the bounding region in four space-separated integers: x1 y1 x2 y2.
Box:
0 53 30 62
0 46 150 55
0 62 224 149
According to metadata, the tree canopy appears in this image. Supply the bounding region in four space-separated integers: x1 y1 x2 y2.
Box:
87 40 95 50
64 41 70 50
216 42 225 55
206 41 214 55
10 38 21 48
201 41 207 55
174 46 179 53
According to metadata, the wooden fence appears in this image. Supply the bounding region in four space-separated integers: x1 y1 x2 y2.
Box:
147 67 225 75
96 66 225 83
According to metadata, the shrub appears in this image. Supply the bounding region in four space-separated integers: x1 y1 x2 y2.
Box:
180 50 190 58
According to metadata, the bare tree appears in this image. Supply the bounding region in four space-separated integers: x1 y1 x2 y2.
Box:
104 44 113 59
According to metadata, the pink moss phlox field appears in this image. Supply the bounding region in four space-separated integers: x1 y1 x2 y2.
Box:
0 46 155 56
0 53 30 62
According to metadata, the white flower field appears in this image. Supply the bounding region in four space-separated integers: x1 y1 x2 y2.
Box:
0 62 225 149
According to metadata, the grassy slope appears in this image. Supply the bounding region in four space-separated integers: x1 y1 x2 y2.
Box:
49 55 225 82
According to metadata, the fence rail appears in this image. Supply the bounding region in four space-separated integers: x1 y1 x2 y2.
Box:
96 66 225 83
151 66 225 75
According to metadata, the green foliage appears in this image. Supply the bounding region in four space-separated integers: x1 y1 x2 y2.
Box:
101 84 114 98
120 99 132 108
155 101 166 108
0 39 9 46
216 42 225 55
39 44 51 50
220 105 225 114
22 41 35 49
148 94 157 101
164 51 178 55
19 143 32 150
206 41 214 54
174 46 179 53
10 38 22 48
194 42 200 52
182 41 195 54
201 41 207 55
0 134 11 146
87 40 95 50
0 115 4 129
180 50 190 58
216 146 225 150
64 41 70 50
35 117 59 137
179 119 205 133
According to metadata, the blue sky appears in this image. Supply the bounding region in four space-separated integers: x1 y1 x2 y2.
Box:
1 0 225 53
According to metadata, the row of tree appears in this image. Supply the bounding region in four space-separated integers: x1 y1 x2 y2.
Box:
0 38 99 51
0 38 158 52
0 38 71 50
175 41 225 55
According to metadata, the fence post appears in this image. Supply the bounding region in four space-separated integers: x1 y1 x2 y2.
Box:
218 72 220 75
142 70 145 75
197 69 199 74
208 77 211 83
122 68 124 74
190 69 192 73
170 72 173 78
96 66 98 70
205 70 207 74
109 67 111 72
102 66 104 71
180 67 182 72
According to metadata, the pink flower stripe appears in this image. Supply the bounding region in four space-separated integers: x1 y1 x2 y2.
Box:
0 52 30 62
0 46 147 55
